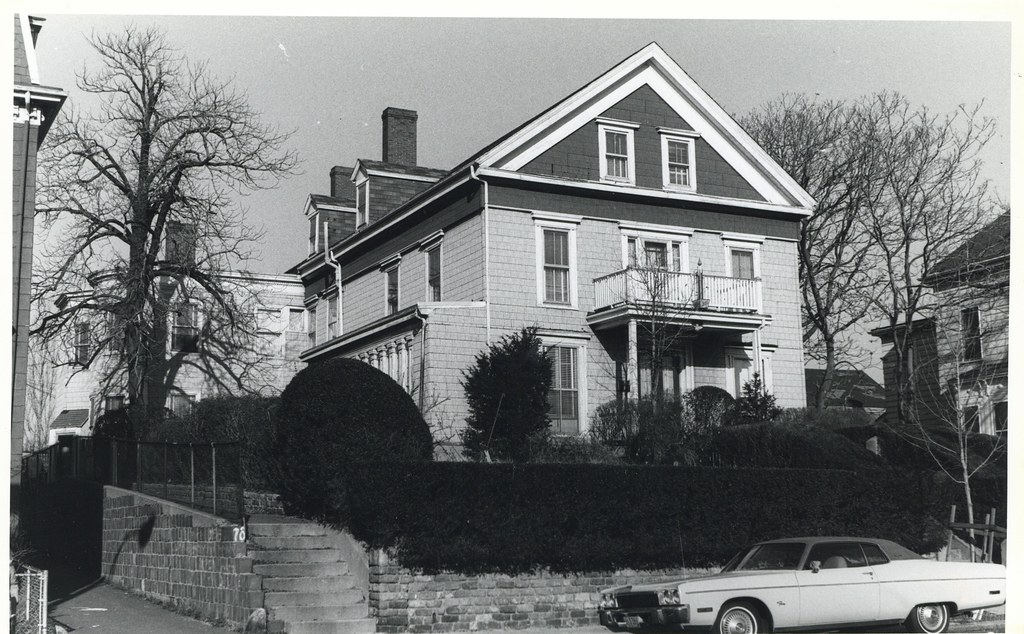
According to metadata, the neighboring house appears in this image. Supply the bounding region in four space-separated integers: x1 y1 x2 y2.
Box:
804 368 885 419
289 43 813 441
34 270 307 443
13 14 66 478
871 212 1010 436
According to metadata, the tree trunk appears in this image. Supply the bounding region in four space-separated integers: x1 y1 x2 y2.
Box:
814 336 837 410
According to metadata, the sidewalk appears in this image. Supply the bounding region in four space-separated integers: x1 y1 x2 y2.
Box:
46 572 225 633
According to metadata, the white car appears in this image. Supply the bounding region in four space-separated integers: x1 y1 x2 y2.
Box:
598 537 1005 633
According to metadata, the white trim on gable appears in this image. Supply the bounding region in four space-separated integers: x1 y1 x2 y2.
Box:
478 43 815 211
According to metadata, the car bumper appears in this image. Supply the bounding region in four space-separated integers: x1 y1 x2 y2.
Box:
599 605 690 628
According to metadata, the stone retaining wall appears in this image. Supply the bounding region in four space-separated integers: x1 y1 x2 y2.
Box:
101 486 262 628
369 553 712 633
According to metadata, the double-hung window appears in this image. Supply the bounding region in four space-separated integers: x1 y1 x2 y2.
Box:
546 345 580 435
327 295 339 339
171 304 199 353
385 266 400 315
659 129 699 191
286 308 304 332
167 393 195 418
307 305 317 347
534 214 579 308
598 119 638 185
104 396 125 412
961 307 982 361
75 323 91 365
427 245 442 302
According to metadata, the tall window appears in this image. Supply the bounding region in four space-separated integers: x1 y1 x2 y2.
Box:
327 295 339 339
661 135 696 191
543 230 571 304
598 122 636 185
356 181 368 226
308 215 318 254
307 305 317 347
75 323 91 365
386 267 400 315
427 245 442 301
547 345 579 435
961 307 982 361
731 249 755 280
171 304 199 353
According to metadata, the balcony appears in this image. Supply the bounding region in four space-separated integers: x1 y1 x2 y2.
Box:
590 267 764 330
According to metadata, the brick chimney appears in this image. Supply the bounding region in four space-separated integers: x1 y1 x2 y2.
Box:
330 166 355 202
381 107 417 166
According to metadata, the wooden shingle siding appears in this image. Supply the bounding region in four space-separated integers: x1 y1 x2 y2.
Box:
488 185 799 241
520 85 765 202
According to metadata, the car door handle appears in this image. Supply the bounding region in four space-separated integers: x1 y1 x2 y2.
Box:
862 572 874 576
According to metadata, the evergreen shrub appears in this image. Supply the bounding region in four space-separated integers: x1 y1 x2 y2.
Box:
274 358 432 521
328 462 951 574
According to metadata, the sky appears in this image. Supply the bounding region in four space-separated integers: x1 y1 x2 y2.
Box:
17 8 1019 381
30 14 1012 278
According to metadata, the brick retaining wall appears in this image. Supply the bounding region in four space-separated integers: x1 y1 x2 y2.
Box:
369 552 713 633
101 486 262 628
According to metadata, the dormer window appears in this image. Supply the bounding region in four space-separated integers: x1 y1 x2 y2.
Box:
308 215 320 254
659 128 699 192
356 179 369 227
597 119 638 185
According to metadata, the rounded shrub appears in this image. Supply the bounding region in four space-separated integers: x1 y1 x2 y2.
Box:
274 357 433 521
686 385 734 427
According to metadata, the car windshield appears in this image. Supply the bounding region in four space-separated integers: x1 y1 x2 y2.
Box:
725 543 805 571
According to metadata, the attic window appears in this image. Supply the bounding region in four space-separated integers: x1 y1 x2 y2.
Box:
598 120 637 185
659 128 699 192
356 180 369 227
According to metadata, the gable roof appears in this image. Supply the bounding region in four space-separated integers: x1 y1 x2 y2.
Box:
926 211 1010 283
355 160 448 181
294 42 815 276
472 42 816 211
50 408 90 430
805 368 886 410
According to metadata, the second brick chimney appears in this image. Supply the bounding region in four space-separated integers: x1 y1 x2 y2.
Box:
381 107 417 166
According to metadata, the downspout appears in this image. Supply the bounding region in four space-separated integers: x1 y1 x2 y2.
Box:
323 222 343 336
414 306 428 412
468 163 492 344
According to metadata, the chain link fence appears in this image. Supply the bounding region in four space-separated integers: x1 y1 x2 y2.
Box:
12 565 47 634
21 437 245 521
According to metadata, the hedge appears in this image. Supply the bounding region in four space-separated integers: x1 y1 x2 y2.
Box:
325 463 952 574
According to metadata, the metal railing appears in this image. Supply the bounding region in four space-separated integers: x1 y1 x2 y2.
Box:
21 437 245 521
12 565 47 634
593 267 762 313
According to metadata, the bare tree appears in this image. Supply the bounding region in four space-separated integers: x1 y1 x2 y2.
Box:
859 93 996 426
741 94 882 409
24 336 60 453
32 27 297 433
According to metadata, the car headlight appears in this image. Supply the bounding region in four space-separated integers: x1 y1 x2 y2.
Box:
659 589 682 606
599 593 618 609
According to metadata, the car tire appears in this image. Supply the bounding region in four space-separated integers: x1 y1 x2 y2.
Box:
715 601 765 634
905 603 950 633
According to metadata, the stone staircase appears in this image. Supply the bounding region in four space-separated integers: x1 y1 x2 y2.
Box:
248 515 375 634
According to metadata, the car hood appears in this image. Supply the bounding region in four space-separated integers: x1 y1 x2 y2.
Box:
603 570 792 594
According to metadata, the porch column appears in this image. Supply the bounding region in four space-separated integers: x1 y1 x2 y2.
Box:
627 318 639 400
752 327 764 389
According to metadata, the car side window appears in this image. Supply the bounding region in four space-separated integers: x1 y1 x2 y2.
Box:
860 543 889 566
805 542 868 569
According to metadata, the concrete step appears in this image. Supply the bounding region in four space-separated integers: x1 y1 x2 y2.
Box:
262 575 357 593
248 520 330 538
253 535 349 550
252 549 342 564
270 604 369 623
264 588 364 608
253 562 348 578
283 618 377 634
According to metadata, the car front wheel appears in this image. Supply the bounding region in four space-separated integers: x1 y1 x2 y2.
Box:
905 603 950 633
715 601 765 634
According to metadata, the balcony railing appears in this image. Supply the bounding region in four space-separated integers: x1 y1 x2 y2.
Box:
593 267 762 313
